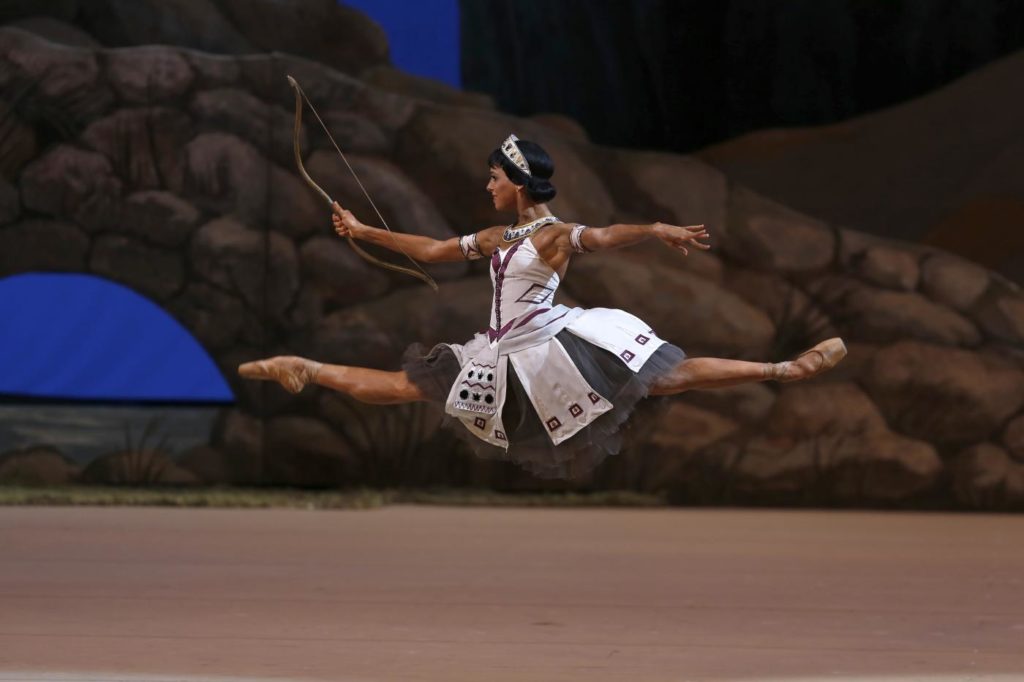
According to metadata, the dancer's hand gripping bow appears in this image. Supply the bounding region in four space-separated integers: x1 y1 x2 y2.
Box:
287 75 437 291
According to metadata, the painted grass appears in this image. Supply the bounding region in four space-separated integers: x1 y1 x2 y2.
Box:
0 485 667 509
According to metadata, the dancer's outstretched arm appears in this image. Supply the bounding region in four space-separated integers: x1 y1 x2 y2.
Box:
532 221 711 272
332 202 502 263
576 222 711 255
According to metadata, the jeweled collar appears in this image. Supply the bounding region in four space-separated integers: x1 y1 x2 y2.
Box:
502 215 559 243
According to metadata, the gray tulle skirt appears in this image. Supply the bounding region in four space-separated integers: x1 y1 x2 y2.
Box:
402 329 686 480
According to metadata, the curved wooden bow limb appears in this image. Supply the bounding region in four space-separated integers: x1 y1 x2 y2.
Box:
286 75 438 292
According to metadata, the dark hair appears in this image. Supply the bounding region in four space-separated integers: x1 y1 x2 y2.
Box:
487 138 557 202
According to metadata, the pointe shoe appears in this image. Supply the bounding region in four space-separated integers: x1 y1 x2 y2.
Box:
238 356 322 394
768 337 847 383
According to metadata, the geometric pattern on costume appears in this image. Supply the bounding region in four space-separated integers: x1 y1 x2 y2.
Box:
564 307 666 372
508 337 613 446
442 305 666 450
515 283 554 305
453 362 500 414
445 347 509 447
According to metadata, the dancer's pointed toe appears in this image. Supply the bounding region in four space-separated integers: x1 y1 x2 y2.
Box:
237 356 321 394
237 360 268 380
771 337 847 383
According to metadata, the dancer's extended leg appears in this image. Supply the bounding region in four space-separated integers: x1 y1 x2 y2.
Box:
238 356 426 404
650 337 846 396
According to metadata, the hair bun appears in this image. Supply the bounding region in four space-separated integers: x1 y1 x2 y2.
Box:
526 176 557 202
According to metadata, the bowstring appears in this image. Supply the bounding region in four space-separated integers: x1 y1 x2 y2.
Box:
292 84 436 289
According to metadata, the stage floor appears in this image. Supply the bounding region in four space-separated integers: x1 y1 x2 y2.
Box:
1 505 1021 682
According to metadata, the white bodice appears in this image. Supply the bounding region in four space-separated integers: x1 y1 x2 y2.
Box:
487 237 560 342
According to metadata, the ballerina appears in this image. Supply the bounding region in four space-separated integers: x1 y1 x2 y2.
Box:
240 134 846 479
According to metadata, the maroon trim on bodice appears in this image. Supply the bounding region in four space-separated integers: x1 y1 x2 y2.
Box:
486 318 517 343
490 241 522 340
485 306 568 343
486 306 551 343
532 308 569 332
513 307 551 330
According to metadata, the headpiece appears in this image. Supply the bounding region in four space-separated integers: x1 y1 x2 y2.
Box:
500 133 531 177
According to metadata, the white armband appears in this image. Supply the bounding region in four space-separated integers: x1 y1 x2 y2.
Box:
569 224 592 254
459 233 485 260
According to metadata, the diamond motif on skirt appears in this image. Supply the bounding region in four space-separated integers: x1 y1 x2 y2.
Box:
473 416 487 430
620 349 636 362
568 403 583 417
635 334 649 345
545 416 562 432
495 429 507 441
588 391 601 404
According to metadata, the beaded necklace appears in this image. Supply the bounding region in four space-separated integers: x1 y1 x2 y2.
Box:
501 216 559 243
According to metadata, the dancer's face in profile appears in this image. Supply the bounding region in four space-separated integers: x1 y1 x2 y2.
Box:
486 165 520 213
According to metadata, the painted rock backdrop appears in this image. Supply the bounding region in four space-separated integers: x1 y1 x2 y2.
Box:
1 2 1022 509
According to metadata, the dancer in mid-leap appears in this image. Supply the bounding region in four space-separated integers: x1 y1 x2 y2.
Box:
240 134 846 478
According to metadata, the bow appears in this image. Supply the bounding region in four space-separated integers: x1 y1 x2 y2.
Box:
286 75 438 292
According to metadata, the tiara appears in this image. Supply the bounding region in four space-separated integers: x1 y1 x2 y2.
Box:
500 133 531 176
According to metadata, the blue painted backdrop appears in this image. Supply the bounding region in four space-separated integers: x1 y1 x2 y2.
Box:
344 0 461 88
0 274 232 402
